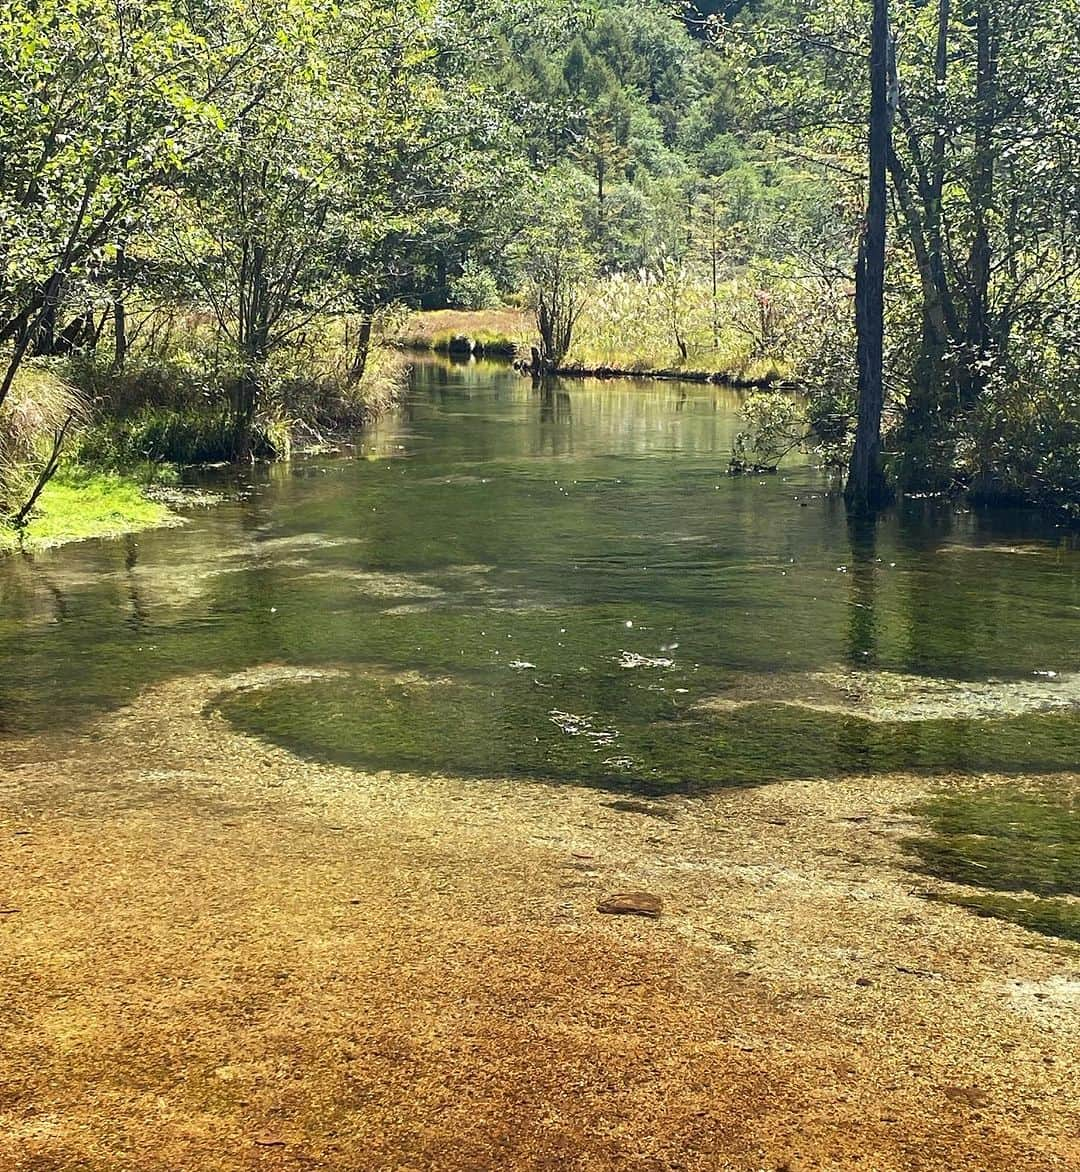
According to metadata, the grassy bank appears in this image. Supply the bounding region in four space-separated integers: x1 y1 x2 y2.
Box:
398 299 791 384
396 308 529 357
1 316 407 552
542 360 784 387
0 469 181 554
1 363 188 553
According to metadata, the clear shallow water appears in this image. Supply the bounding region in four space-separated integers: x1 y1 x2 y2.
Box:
1 359 1078 791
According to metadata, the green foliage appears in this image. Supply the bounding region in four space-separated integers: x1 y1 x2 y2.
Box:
729 393 806 473
0 0 225 305
427 330 517 357
77 406 251 465
717 0 1080 510
0 0 302 410
513 171 598 366
0 0 518 449
448 261 501 311
67 347 236 416
961 345 1080 518
1 0 1077 511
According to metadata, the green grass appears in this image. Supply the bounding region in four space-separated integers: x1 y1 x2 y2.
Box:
395 305 789 378
428 328 519 357
1 469 178 552
563 338 786 381
76 405 287 465
906 786 1080 942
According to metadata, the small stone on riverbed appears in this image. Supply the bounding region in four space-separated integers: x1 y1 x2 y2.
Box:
597 891 663 918
603 799 675 820
252 1133 288 1148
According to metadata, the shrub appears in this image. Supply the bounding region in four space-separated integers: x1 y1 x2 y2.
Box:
449 261 500 310
729 392 807 473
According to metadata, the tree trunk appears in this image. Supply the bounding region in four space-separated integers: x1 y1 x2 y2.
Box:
710 201 720 348
962 0 996 405
887 0 963 488
113 243 128 369
924 0 951 368
348 314 374 385
235 239 270 459
846 0 892 514
0 324 33 414
10 413 77 528
30 272 64 357
0 277 61 411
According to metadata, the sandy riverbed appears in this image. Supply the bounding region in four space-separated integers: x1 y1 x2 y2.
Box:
1 667 1077 1171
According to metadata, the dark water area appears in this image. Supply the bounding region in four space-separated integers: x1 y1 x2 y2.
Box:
2 359 1078 791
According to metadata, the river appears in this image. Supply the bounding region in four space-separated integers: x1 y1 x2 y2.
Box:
1 357 1077 787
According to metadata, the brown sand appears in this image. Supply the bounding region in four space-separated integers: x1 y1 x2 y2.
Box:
1 666 1077 1171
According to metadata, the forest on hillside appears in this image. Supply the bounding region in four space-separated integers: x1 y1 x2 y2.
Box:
1 0 1078 531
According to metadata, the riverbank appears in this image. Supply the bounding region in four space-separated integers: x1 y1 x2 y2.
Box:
397 308 787 385
396 308 528 357
0 470 186 554
0 345 409 555
515 359 783 388
1 665 1077 1172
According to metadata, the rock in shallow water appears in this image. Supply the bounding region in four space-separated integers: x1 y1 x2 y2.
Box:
597 892 663 918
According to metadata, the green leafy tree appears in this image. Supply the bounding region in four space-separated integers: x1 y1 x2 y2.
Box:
0 0 261 408
514 173 597 369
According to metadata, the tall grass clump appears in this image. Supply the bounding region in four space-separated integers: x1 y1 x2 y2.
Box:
0 363 89 520
275 323 410 445
561 266 826 380
65 308 407 466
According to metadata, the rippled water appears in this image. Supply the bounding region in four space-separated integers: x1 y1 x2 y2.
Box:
2 359 1078 790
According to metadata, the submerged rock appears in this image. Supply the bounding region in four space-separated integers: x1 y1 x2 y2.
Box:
603 799 675 821
597 891 663 918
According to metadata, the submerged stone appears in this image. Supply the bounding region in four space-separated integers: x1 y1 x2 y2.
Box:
597 891 663 918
